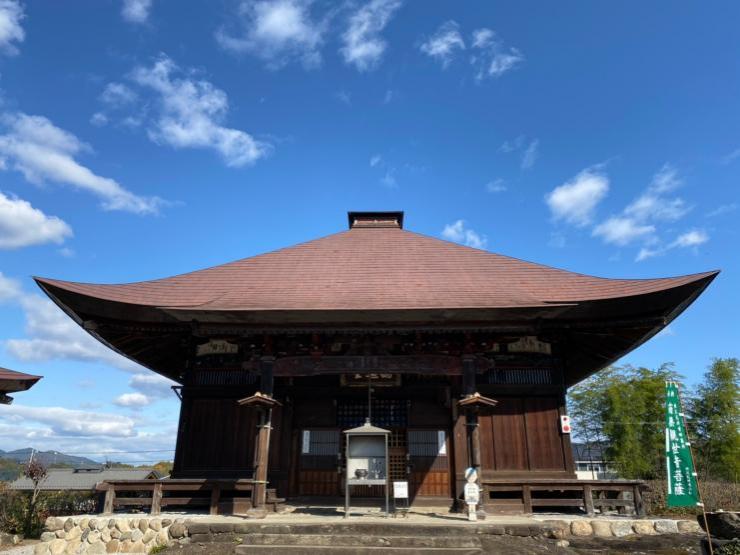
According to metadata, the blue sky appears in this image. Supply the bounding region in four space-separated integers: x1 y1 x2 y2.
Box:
0 1 737 462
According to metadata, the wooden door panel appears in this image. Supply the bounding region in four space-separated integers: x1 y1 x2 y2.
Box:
524 397 565 471
491 397 528 471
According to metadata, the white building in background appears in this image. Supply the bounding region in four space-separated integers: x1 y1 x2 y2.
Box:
572 443 619 480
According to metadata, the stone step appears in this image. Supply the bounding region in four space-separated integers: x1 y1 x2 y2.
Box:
236 546 483 555
242 533 483 549
203 522 546 537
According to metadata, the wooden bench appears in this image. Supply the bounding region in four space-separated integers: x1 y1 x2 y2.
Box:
96 479 258 516
481 479 647 517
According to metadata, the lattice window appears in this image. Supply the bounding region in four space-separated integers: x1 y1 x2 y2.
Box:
389 454 407 480
191 370 258 386
302 430 340 456
336 399 409 428
300 429 340 470
389 428 407 448
482 367 557 385
408 430 446 457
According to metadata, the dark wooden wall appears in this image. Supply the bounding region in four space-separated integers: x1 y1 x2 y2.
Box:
477 395 574 477
173 373 575 503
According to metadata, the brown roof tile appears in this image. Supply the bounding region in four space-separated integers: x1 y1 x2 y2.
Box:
35 226 718 312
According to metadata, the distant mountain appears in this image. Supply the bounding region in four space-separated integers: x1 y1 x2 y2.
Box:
0 448 100 467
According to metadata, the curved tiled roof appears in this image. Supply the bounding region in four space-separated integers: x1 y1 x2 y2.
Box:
34 226 717 312
0 367 42 399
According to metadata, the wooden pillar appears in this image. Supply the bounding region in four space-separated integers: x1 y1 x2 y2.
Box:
462 355 481 474
522 485 533 514
451 401 468 508
209 484 221 516
583 484 595 517
102 485 115 515
633 484 645 517
251 356 274 511
151 482 162 515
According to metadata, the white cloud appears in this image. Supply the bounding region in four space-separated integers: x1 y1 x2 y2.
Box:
114 392 151 408
129 372 176 398
0 191 72 249
380 169 396 187
0 0 24 55
592 216 655 247
545 168 609 227
216 0 325 69
649 164 681 193
706 203 737 218
520 139 538 170
0 113 161 213
671 229 708 248
0 277 144 372
121 0 152 24
369 154 381 167
441 220 487 249
624 194 689 222
470 27 523 80
340 0 402 72
335 89 351 105
499 135 524 153
129 55 271 167
0 404 135 437
0 271 21 301
419 20 464 67
89 112 108 127
485 179 506 193
100 82 138 107
591 164 696 257
471 28 494 49
0 418 177 464
499 135 538 169
623 166 689 223
636 229 709 262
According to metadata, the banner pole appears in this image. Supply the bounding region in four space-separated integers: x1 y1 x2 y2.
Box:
673 381 713 555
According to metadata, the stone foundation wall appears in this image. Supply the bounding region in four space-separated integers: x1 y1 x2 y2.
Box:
541 518 702 539
32 515 705 554
34 516 189 554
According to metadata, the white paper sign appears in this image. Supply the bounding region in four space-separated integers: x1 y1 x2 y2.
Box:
438 430 447 455
301 430 311 454
464 482 480 505
393 481 408 499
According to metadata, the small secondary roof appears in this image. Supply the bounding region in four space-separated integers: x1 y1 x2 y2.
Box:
0 367 42 404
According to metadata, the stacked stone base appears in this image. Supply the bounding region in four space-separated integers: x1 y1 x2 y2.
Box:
541 518 702 539
32 515 705 554
34 516 188 554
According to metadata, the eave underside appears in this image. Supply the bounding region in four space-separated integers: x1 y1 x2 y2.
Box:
36 274 716 387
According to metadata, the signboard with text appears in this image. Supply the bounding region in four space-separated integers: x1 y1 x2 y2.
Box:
665 382 700 507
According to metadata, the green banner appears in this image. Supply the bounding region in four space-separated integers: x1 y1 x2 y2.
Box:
665 381 700 507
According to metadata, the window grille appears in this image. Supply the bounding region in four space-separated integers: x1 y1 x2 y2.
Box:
482 367 556 385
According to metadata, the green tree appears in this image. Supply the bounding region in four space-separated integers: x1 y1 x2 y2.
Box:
690 358 740 482
568 363 683 480
601 364 682 479
568 367 617 472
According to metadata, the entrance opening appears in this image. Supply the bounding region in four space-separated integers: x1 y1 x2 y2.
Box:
295 397 450 502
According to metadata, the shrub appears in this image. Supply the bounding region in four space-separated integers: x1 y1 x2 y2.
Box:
643 479 740 516
0 489 99 538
